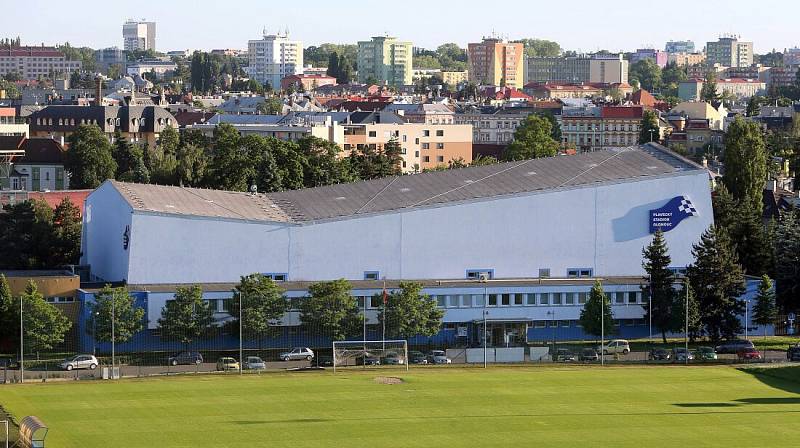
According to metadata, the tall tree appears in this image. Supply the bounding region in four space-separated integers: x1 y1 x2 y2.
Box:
50 197 82 267
773 212 800 312
672 282 702 342
175 144 207 187
730 201 773 276
206 124 254 191
700 71 719 102
0 274 17 350
88 285 145 344
21 281 72 353
722 116 768 212
504 114 559 160
642 230 678 343
228 274 288 341
299 279 362 342
629 59 662 91
378 282 443 339
686 226 746 342
751 275 777 338
638 110 660 144
112 132 148 182
157 285 213 346
65 124 117 189
579 280 614 339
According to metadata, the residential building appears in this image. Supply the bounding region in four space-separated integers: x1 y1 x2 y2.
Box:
766 66 799 88
441 71 469 86
77 144 716 348
185 113 346 145
280 74 336 91
357 36 413 87
630 49 668 68
706 36 753 68
560 106 645 151
665 40 696 54
0 107 28 137
247 30 303 90
724 65 768 80
123 20 156 51
667 52 706 67
467 37 524 88
783 48 800 66
27 105 177 149
385 103 455 124
454 106 561 146
523 82 633 100
4 137 70 191
126 59 177 79
666 117 723 156
678 78 765 100
669 101 727 131
0 46 82 80
95 47 126 73
525 54 628 84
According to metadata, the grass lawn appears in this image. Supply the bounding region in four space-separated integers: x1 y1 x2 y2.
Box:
1 365 799 448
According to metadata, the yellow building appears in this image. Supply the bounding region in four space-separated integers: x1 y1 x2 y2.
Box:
357 36 413 86
468 37 524 87
441 71 469 86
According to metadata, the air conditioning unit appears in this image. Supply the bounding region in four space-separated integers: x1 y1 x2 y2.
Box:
478 273 490 283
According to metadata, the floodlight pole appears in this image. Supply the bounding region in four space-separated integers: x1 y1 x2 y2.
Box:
601 295 605 366
483 286 488 369
112 294 116 376
239 291 243 375
684 278 688 366
744 299 749 341
19 296 23 384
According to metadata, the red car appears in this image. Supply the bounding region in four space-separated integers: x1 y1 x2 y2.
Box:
737 347 762 361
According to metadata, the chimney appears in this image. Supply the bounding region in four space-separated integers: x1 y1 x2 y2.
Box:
94 76 103 106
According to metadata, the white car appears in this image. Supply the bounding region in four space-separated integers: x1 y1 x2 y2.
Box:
598 340 630 355
279 347 315 361
428 350 452 364
244 356 266 370
59 354 99 371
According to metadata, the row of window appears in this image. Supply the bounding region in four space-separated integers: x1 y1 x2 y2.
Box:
430 291 646 309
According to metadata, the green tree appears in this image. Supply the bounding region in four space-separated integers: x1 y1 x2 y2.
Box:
21 281 72 353
579 280 614 339
504 114 559 160
0 274 17 349
229 274 288 342
112 132 149 182
774 212 800 312
0 200 56 269
256 97 283 115
722 116 768 212
711 184 737 230
672 282 702 342
157 285 213 346
50 197 82 267
65 124 117 189
746 95 762 117
206 124 254 191
701 71 719 102
638 110 660 144
731 201 773 276
470 155 499 166
517 39 561 58
88 285 145 344
378 282 443 339
298 137 355 187
175 144 207 187
629 59 662 92
751 275 777 338
299 279 362 342
348 137 402 179
686 226 746 342
642 230 679 343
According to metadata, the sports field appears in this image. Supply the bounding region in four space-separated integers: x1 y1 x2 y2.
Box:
1 365 799 448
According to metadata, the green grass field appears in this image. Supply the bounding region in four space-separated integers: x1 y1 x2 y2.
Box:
1 365 799 448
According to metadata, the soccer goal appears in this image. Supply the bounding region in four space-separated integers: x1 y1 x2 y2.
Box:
332 340 408 372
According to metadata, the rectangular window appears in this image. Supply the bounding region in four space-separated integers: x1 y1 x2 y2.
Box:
567 269 579 278
423 156 430 162
356 296 366 308
568 268 593 278
552 293 562 305
534 320 546 328
473 294 486 307
436 143 444 149
514 294 524 306
368 131 376 137
615 292 625 304
565 293 575 305
539 293 550 305
370 296 382 308
436 295 446 308
448 295 459 308
461 295 472 307
221 299 233 312
466 269 494 280
437 155 444 163
578 292 588 305
538 268 550 278
422 143 430 149
560 320 571 328
628 292 638 304
501 294 511 306
363 271 379 281
526 294 536 305
488 294 498 306
423 130 430 136
436 130 444 137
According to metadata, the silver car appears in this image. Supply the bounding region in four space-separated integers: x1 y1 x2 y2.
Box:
59 355 99 371
244 356 266 370
279 347 314 361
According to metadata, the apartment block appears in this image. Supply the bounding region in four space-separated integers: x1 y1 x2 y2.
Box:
560 106 645 152
467 37 524 87
667 52 706 67
357 36 413 86
123 20 156 51
706 36 753 68
525 54 628 84
665 40 696 54
0 47 81 80
247 31 303 90
630 49 668 68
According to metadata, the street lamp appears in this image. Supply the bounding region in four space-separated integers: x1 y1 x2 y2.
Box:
744 299 750 341
92 311 99 355
19 295 23 384
239 291 244 375
483 286 488 369
546 310 556 359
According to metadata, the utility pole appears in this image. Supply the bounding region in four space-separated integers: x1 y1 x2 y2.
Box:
483 286 488 369
239 291 243 375
601 296 605 366
112 295 116 377
685 279 689 366
19 296 23 384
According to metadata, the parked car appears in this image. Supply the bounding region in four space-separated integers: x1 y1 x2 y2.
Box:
409 351 429 364
737 347 762 361
428 350 452 364
672 347 694 362
243 356 266 370
715 340 754 354
598 340 630 355
553 349 576 362
317 356 334 367
0 356 18 370
216 357 240 371
648 348 671 361
356 355 381 366
279 347 314 361
168 351 203 366
579 348 599 362
381 352 405 365
59 355 99 371
788 344 800 362
695 346 718 361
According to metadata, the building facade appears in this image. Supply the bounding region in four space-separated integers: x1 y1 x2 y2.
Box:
280 74 336 91
0 47 81 80
665 40 696 54
630 49 668 68
560 106 645 151
706 36 753 68
5 137 70 191
467 37 524 88
126 60 177 79
667 52 706 67
357 36 413 87
247 31 303 90
441 71 469 86
123 20 156 51
526 54 628 84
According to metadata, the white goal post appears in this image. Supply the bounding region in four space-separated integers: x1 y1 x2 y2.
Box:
332 340 409 372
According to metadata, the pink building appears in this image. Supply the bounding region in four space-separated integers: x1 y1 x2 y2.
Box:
631 49 669 68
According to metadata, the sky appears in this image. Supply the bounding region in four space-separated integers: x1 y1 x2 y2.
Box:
4 0 798 54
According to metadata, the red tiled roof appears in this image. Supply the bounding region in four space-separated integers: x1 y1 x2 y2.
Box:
27 190 91 215
630 89 656 107
173 111 216 127
0 108 15 117
601 106 644 119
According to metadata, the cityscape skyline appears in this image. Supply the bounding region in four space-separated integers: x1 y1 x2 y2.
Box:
3 0 800 54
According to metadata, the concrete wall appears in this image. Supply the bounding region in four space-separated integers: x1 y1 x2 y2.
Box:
86 171 712 285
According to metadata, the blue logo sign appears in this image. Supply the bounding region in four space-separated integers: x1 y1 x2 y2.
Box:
649 196 698 233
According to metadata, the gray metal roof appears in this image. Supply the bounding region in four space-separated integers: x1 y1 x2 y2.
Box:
108 143 702 224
